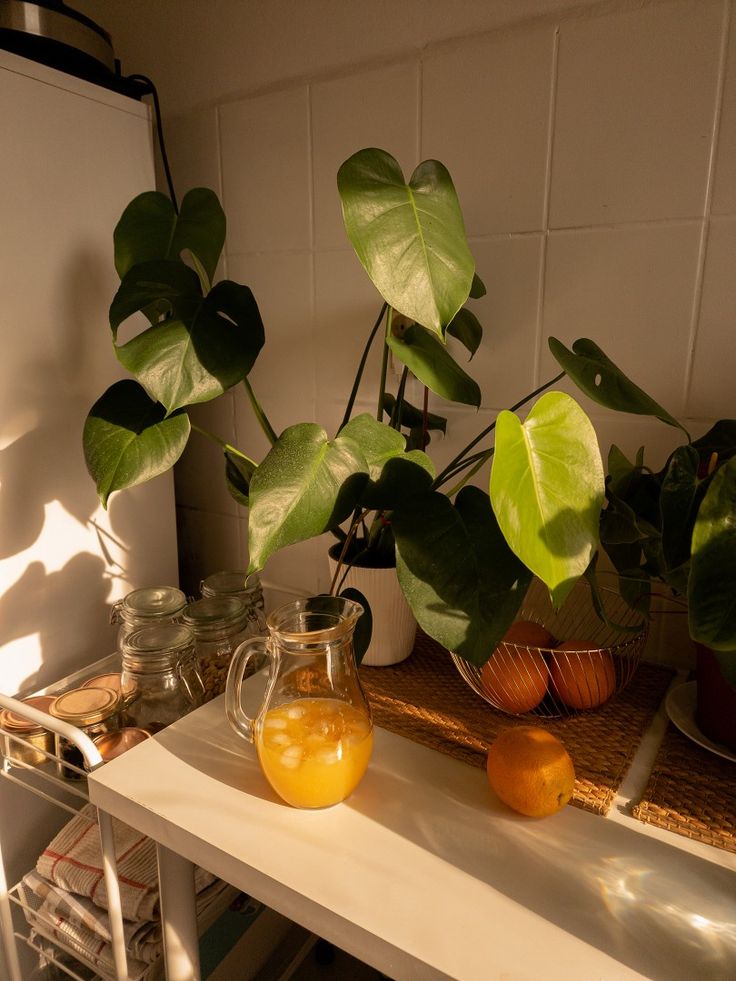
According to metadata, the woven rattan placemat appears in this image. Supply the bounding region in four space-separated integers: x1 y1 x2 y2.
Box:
360 631 674 816
632 724 736 853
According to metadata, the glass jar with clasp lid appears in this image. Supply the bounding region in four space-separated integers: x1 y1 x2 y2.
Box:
181 596 253 701
111 586 187 649
120 624 205 734
200 570 267 636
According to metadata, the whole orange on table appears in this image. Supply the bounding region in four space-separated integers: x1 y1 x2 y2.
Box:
480 620 555 714
486 725 576 817
550 640 616 710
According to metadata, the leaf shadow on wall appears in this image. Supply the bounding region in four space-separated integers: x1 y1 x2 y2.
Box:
0 555 111 695
0 247 138 694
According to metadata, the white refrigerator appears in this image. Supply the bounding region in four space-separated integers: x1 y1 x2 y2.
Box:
0 48 179 977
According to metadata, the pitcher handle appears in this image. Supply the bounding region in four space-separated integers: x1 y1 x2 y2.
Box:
225 636 268 743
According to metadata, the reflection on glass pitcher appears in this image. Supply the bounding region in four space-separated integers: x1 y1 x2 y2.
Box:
225 596 373 809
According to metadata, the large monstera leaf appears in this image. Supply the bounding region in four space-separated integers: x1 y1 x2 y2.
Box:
393 487 532 665
337 148 474 335
490 392 604 608
339 414 434 508
247 424 369 572
114 188 226 287
83 380 190 507
111 266 265 414
109 260 200 335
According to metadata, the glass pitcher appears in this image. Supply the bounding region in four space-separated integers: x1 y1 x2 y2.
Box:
225 596 373 809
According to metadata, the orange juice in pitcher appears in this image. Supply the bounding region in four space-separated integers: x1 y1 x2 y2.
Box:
226 596 373 808
256 698 373 808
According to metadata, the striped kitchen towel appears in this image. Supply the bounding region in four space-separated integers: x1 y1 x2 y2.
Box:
36 804 215 921
21 871 232 964
20 872 232 975
23 892 149 981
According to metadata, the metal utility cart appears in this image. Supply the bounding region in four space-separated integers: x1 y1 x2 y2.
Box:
0 653 237 981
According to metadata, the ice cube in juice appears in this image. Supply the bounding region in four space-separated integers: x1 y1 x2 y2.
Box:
256 698 373 808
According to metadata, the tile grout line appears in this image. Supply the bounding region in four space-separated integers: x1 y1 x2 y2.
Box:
414 56 424 409
215 101 247 556
306 82 318 426
534 24 560 389
682 0 732 414
416 52 423 163
221 213 719 262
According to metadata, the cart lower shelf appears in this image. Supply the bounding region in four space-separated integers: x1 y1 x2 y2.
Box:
9 880 243 980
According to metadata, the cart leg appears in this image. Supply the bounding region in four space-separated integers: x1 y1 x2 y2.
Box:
97 809 129 981
157 844 201 981
0 831 22 981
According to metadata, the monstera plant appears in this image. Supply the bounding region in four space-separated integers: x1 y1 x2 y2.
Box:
84 147 610 667
550 339 736 677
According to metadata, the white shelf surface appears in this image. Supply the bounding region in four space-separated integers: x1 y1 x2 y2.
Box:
88 675 736 981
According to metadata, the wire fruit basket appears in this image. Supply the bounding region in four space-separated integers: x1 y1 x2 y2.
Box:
451 578 648 718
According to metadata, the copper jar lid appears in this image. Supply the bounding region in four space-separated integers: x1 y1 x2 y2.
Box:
82 673 123 693
93 727 150 761
0 695 55 734
49 686 120 726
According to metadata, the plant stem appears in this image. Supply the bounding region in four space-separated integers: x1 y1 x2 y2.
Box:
390 366 410 429
443 451 494 498
377 307 392 422
422 385 430 448
190 423 257 466
340 303 387 431
439 448 494 486
432 371 565 489
243 378 277 446
329 512 365 594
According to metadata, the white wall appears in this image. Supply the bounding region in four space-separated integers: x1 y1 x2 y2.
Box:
0 52 179 698
0 51 180 977
83 0 735 662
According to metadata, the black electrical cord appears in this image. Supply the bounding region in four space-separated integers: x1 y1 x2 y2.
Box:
125 73 179 213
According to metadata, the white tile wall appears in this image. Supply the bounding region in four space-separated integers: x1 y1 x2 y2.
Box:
219 88 311 254
161 107 221 200
550 0 723 227
422 24 556 235
176 508 242 598
174 395 238 517
688 216 736 418
541 222 703 416
311 62 419 251
167 0 736 668
465 236 544 409
712 8 736 216
313 249 389 407
228 251 315 418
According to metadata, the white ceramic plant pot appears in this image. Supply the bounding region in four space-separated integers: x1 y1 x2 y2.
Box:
328 557 417 667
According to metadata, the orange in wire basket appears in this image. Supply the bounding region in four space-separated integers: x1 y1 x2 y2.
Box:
486 725 575 817
480 621 555 714
550 640 616 710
